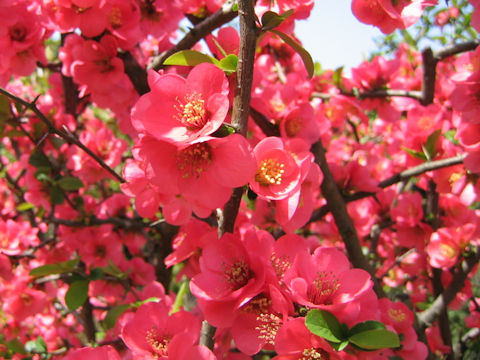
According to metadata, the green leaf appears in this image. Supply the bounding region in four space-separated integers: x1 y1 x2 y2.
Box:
58 176 84 191
305 309 344 343
17 202 34 211
0 94 10 138
330 340 349 351
6 338 26 354
232 2 238 12
348 320 386 336
88 267 105 280
103 304 131 330
132 297 161 308
269 29 314 78
443 129 459 145
163 50 219 67
261 9 294 30
171 280 189 314
50 186 65 205
217 54 238 72
211 123 236 137
424 129 442 160
332 66 344 88
403 146 428 161
29 151 50 168
30 259 79 277
24 337 47 354
349 329 400 350
65 280 89 311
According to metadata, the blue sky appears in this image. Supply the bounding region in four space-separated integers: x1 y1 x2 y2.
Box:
295 0 383 71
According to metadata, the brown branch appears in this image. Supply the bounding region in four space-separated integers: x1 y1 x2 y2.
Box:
311 140 385 298
201 0 258 350
0 87 125 183
309 154 466 223
417 246 480 329
119 51 150 95
150 1 238 71
249 107 280 137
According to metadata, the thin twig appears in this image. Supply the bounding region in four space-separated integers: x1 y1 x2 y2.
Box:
0 87 125 183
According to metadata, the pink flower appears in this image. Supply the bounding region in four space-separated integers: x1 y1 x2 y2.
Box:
250 137 303 200
283 247 373 317
351 0 438 34
135 134 256 221
121 302 201 360
190 232 269 327
272 317 340 360
131 63 229 145
64 345 121 360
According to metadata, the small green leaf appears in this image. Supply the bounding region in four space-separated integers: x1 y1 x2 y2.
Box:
211 123 236 137
332 66 344 88
24 337 47 354
0 94 10 138
65 280 89 311
6 338 26 354
269 29 314 78
330 340 349 351
349 329 400 350
30 259 79 277
29 151 50 168
348 320 386 336
88 267 104 280
403 147 428 161
424 129 442 160
217 54 238 72
443 129 459 145
103 304 131 330
132 297 161 308
58 176 84 191
164 50 219 67
261 9 294 30
17 202 34 211
232 2 238 12
50 186 65 205
171 280 189 314
305 309 344 343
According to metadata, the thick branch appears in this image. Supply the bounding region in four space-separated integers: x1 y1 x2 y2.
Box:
202 0 258 349
119 51 150 95
311 141 385 297
150 2 238 71
0 88 125 183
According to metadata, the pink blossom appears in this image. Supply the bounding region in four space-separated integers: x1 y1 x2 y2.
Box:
132 63 229 145
190 232 269 327
64 345 121 360
283 247 373 318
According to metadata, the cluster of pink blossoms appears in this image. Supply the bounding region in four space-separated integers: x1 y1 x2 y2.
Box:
1 0 480 359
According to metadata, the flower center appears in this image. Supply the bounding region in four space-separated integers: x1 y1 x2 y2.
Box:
223 258 252 291
270 252 291 279
255 158 285 186
175 142 212 179
109 7 123 28
300 348 330 360
307 271 340 305
9 24 26 42
388 308 406 323
94 245 107 258
284 117 302 137
176 93 207 131
255 312 282 345
145 327 171 356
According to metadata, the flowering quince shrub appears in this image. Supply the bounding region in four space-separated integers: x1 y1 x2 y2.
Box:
1 0 480 359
